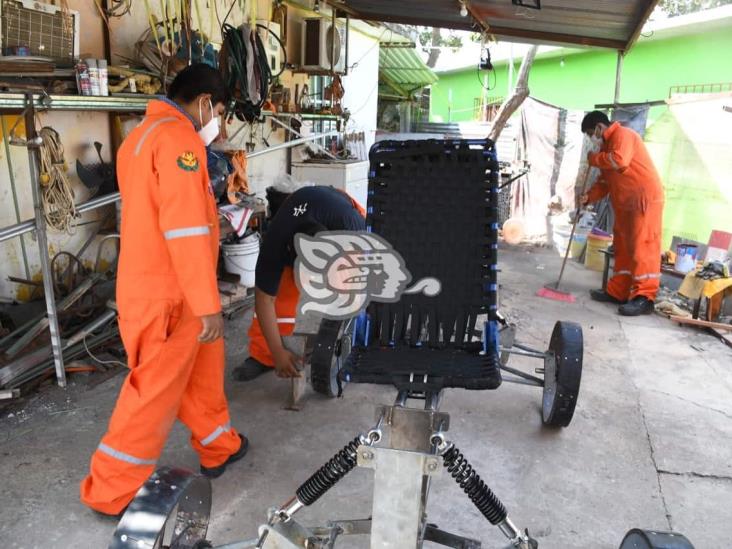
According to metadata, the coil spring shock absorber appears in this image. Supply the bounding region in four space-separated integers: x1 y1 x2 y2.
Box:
433 434 538 548
296 435 364 506
441 444 507 525
274 427 381 522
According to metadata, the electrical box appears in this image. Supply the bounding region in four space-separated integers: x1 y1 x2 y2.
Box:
301 18 346 74
256 20 283 76
0 0 80 65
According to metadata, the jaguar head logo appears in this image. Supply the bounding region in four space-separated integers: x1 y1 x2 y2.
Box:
294 231 441 320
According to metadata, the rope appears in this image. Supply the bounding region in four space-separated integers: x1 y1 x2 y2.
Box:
38 127 77 233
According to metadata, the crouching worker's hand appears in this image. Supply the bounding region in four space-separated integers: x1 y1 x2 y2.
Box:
199 313 224 343
273 348 302 378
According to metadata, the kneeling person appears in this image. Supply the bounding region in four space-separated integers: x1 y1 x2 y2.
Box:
234 186 365 381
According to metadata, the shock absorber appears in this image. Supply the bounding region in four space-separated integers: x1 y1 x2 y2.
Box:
275 423 383 522
432 434 539 549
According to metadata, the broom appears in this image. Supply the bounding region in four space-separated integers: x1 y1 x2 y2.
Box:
537 163 594 303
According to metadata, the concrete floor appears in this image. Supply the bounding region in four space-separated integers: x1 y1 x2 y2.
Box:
1 245 731 549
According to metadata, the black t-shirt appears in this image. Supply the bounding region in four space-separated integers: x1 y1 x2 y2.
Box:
256 186 366 296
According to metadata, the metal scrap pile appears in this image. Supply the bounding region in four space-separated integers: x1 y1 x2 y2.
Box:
0 238 123 394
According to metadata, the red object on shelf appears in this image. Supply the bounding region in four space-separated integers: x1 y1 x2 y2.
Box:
705 230 732 263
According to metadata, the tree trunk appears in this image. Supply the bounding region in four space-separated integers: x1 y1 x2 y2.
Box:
487 45 538 142
425 27 442 68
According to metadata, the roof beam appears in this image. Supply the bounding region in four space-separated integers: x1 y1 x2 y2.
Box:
335 8 627 49
624 0 661 52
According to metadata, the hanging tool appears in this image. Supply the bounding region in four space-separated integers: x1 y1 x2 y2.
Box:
537 164 594 303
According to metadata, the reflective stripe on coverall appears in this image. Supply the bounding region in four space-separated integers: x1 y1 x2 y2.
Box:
586 121 664 301
247 194 366 367
80 100 241 515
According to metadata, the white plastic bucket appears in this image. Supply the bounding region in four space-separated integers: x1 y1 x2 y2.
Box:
222 234 260 287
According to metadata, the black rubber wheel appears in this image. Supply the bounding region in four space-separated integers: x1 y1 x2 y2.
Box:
619 529 695 549
542 320 583 427
311 318 354 397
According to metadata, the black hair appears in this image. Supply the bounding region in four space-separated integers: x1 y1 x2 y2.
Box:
167 63 230 106
581 111 611 133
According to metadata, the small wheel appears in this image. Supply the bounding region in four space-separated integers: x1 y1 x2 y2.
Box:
542 320 583 427
619 529 695 549
110 466 211 549
311 317 354 397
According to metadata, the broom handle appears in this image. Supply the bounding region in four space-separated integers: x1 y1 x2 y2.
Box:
556 164 594 287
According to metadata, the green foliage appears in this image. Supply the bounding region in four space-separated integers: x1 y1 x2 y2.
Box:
416 27 464 52
658 0 732 15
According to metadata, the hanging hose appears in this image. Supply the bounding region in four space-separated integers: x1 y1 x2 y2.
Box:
38 127 77 233
295 435 364 506
440 442 508 525
220 23 286 122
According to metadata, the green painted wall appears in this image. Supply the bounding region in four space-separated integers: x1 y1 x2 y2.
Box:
430 27 732 122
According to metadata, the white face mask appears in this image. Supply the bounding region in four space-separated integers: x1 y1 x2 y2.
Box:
198 98 220 146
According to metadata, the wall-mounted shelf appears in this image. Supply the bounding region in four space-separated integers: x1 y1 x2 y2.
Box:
0 93 153 112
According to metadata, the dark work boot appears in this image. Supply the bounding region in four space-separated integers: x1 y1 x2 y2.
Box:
589 289 627 304
200 434 249 479
618 296 654 316
231 357 271 381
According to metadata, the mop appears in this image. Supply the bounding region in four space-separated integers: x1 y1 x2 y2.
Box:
537 164 594 303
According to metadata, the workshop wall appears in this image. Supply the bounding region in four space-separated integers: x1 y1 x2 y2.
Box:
0 1 380 301
0 0 111 303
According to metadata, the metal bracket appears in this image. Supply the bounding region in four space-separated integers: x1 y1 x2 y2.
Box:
374 405 450 452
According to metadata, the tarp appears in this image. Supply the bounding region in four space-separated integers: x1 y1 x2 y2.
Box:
513 97 588 241
644 94 732 248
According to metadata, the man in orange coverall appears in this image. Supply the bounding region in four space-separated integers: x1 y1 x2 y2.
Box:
81 64 246 517
232 186 365 381
580 111 664 316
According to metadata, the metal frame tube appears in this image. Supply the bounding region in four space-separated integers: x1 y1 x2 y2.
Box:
0 192 121 244
23 94 66 387
1 115 31 279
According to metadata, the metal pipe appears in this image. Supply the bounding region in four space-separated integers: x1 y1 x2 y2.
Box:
499 364 544 386
230 130 339 158
499 347 546 359
394 390 409 407
0 192 121 244
23 94 66 387
268 116 337 159
77 191 120 213
0 219 36 243
210 539 260 549
1 115 31 279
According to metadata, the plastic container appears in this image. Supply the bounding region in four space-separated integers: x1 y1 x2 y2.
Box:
86 58 100 95
75 60 92 96
675 243 698 274
98 59 109 96
569 232 588 259
585 233 613 271
222 234 260 287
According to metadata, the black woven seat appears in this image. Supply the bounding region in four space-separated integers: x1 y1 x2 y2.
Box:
341 139 501 392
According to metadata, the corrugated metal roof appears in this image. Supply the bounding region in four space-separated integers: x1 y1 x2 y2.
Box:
379 45 438 98
331 0 659 52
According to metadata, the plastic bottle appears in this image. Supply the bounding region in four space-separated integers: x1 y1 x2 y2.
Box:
98 59 109 96
86 58 100 95
76 60 92 96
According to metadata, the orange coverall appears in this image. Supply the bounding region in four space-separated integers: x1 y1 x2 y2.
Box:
248 194 366 366
586 121 664 301
80 99 241 515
